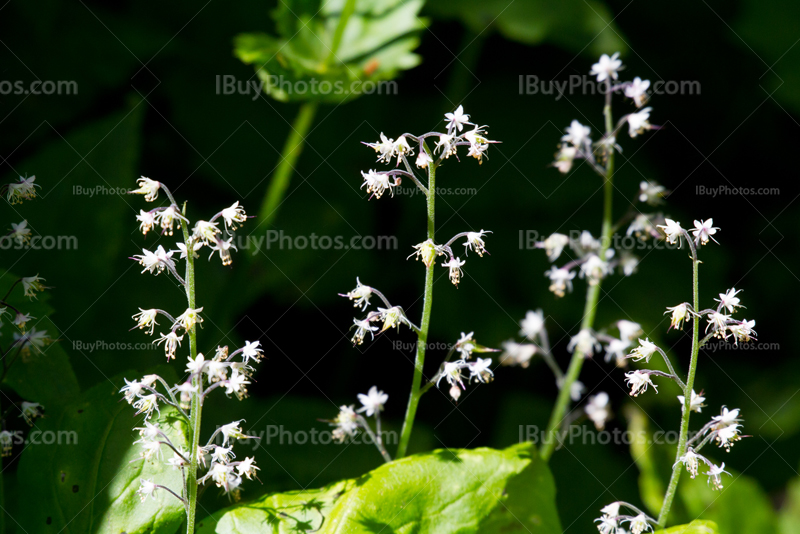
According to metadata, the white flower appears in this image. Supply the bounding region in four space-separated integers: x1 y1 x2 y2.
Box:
729 319 756 344
595 513 618 534
567 329 599 357
136 210 156 236
332 405 359 442
546 267 576 297
206 360 229 383
13 327 50 354
224 370 250 398
19 402 44 425
569 380 586 401
437 361 466 390
443 257 465 286
174 241 202 259
221 201 247 231
360 169 396 199
133 246 175 275
175 381 196 409
435 133 457 158
464 126 491 162
658 218 683 245
706 311 732 338
629 338 658 363
6 176 40 204
366 133 395 164
219 420 248 446
617 320 643 342
136 479 159 502
638 180 665 205
677 389 706 413
408 239 443 267
357 386 388 417
562 120 591 147
186 353 206 375
192 220 220 247
463 230 490 257
625 513 653 534
541 233 569 262
705 462 730 490
167 449 189 469
585 392 611 430
120 378 144 404
174 307 203 332
469 357 494 383
209 236 237 266
211 445 235 464
155 205 184 236
133 394 160 418
156 331 184 360
553 144 577 173
377 306 407 333
665 303 691 331
456 332 476 359
9 220 31 244
0 431 12 456
21 275 46 299
627 107 653 137
520 310 545 340
241 340 263 364
444 105 472 132
604 338 630 365
692 218 719 246
580 254 609 285
137 437 162 461
715 424 742 451
601 502 621 518
201 462 239 492
499 341 537 368
715 288 742 314
712 407 741 428
351 318 378 345
415 151 433 169
625 77 651 107
393 135 413 163
132 177 160 202
237 456 260 480
675 447 707 478
132 308 159 335
590 52 622 82
625 370 658 396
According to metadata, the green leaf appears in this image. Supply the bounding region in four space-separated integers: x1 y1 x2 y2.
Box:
778 476 800 534
679 466 777 534
655 519 720 533
425 0 626 56
15 366 188 534
235 0 427 103
197 442 561 534
625 405 666 515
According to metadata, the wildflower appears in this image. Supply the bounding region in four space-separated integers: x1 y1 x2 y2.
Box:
595 503 621 534
617 320 643 341
206 359 229 383
520 310 545 340
132 308 159 335
133 245 175 276
415 150 433 169
580 254 609 285
464 126 491 162
131 177 160 202
133 394 160 418
0 431 12 457
706 462 730 490
677 389 706 413
625 513 653 534
340 278 372 311
692 218 719 246
221 201 247 231
665 303 691 331
625 370 658 396
120 378 144 404
237 456 260 480
435 133 456 158
192 220 220 247
715 424 742 451
590 52 622 82
241 340 263 364
377 306 406 332
136 210 156 236
224 369 250 398
357 386 388 417
456 332 476 359
469 357 494 383
553 145 577 173
156 331 184 360
712 407 741 429
675 448 706 478
585 392 611 430
186 353 206 375
715 288 742 314
394 135 413 163
9 221 31 245
629 338 658 363
201 462 238 492
625 77 651 107
175 382 195 410
137 479 159 501
360 169 396 198
137 437 162 461
444 105 472 132
567 329 600 357
638 181 666 206
540 233 569 262
155 205 184 235
174 307 203 332
351 318 378 345
19 402 44 425
21 275 46 299
174 241 202 260
561 120 591 147
499 341 537 368
6 175 40 204
604 338 630 365
729 319 756 344
211 445 235 464
706 311 732 338
463 230 490 257
366 133 395 164
657 218 683 245
627 107 653 138
332 405 359 442
569 381 586 401
167 449 189 470
408 239 443 268
443 256 465 286
209 236 237 266
437 361 466 391
546 267 576 297
13 328 50 354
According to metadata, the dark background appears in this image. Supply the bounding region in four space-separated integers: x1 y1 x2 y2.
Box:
1 0 798 530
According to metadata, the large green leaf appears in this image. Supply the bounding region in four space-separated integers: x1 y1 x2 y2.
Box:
679 465 777 534
235 0 426 103
655 520 719 533
778 476 800 534
15 367 188 534
196 442 561 534
425 0 626 56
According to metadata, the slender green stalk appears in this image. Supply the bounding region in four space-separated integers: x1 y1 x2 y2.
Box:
658 236 700 528
0 400 4 534
540 86 616 461
396 152 436 458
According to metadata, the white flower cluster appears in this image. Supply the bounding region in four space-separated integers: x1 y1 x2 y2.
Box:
407 230 491 288
434 332 496 401
594 502 654 534
329 386 389 443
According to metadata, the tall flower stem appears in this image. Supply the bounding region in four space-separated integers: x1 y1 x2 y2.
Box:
396 151 436 458
658 235 700 527
541 84 616 462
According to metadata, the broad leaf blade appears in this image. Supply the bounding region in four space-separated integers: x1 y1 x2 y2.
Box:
197 443 561 534
655 519 720 533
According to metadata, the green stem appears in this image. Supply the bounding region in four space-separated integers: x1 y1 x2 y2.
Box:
658 236 700 528
540 86 616 462
257 100 320 228
396 151 436 458
0 399 4 534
